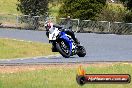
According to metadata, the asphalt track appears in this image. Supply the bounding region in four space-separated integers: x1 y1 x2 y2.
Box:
0 28 132 64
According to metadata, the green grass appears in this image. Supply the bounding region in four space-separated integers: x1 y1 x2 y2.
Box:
0 63 131 88
0 0 19 14
0 38 58 59
0 0 61 17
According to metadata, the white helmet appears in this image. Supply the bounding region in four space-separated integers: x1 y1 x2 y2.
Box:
45 21 53 30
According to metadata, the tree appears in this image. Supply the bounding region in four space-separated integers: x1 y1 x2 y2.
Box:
127 0 132 10
120 0 132 10
95 3 127 22
17 0 48 16
58 0 106 20
120 0 132 22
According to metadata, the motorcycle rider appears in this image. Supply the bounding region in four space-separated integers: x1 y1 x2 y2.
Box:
45 17 80 52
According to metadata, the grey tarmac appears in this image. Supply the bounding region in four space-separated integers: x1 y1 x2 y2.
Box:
0 28 132 64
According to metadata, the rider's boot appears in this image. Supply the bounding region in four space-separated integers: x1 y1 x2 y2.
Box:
52 42 58 52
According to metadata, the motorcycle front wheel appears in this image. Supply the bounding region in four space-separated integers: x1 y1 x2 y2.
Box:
56 39 71 58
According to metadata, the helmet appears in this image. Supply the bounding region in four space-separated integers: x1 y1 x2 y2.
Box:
45 21 53 31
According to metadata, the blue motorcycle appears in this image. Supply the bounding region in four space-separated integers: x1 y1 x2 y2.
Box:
45 22 86 58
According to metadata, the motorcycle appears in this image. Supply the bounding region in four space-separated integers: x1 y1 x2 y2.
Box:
45 21 86 58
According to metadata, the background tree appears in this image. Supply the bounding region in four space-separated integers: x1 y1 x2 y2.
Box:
120 0 132 10
120 0 132 22
95 3 127 22
58 0 106 20
17 0 48 16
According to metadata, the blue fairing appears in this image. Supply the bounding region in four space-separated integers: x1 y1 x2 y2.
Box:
60 32 72 53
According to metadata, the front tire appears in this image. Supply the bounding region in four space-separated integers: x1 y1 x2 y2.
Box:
56 40 71 58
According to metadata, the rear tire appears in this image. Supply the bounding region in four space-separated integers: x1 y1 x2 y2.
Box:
77 46 86 57
56 40 71 58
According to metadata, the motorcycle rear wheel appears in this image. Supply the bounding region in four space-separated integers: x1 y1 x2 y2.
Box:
77 46 86 57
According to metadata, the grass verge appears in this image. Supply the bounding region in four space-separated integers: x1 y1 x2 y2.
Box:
0 0 61 17
0 0 18 14
0 63 131 88
0 38 58 59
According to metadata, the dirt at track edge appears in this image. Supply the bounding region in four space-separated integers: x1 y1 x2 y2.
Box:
0 62 131 73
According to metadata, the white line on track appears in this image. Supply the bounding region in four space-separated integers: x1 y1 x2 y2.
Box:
0 37 34 43
0 54 61 61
